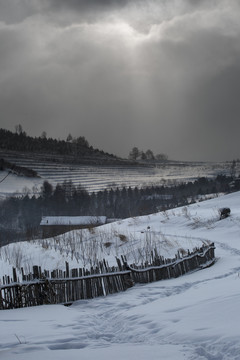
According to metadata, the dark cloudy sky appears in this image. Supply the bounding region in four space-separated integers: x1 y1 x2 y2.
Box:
0 0 240 161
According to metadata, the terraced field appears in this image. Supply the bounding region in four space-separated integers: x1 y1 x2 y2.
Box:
0 151 238 196
29 161 235 193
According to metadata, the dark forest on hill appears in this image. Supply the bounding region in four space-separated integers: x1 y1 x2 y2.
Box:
0 174 238 246
0 128 127 165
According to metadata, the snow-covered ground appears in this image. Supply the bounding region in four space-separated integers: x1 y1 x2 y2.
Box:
0 171 42 199
1 191 240 359
0 159 238 196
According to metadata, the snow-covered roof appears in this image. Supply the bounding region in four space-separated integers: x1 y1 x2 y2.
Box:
40 216 107 226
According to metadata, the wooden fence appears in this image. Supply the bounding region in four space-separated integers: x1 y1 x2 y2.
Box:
0 243 215 310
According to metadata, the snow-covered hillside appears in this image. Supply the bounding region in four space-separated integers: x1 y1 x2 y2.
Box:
0 158 238 196
0 171 43 199
1 192 240 359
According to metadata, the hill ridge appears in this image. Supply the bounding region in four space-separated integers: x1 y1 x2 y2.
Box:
0 128 134 166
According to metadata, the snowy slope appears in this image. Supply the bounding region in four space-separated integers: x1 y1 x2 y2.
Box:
0 171 42 199
1 192 240 359
0 159 238 196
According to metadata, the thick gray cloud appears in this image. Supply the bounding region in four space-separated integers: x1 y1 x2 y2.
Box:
48 0 131 10
0 0 240 161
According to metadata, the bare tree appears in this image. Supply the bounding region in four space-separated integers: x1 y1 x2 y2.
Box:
145 149 155 160
156 153 168 162
128 147 140 160
15 124 23 135
66 133 73 142
41 131 47 139
230 160 237 179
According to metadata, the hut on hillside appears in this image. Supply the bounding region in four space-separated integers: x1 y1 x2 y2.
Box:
40 216 107 238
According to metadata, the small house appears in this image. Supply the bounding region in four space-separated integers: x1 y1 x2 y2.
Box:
40 216 107 238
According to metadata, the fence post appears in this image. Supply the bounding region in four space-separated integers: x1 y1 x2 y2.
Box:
33 266 39 279
65 262 69 278
12 268 17 283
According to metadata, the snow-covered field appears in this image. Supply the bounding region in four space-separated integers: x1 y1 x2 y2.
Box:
0 158 237 197
0 171 42 199
1 191 240 359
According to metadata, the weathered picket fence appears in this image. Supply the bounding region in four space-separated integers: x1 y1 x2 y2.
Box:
0 243 215 310
128 242 215 283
